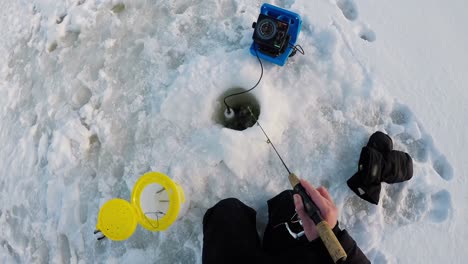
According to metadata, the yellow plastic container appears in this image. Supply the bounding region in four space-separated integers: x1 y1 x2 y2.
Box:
96 172 185 241
131 171 185 231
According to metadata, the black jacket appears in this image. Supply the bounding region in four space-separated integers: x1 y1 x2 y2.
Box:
263 191 370 264
202 193 370 264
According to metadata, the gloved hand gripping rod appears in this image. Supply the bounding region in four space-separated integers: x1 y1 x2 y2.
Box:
247 107 347 263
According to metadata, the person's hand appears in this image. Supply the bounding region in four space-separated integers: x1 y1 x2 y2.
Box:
293 179 338 241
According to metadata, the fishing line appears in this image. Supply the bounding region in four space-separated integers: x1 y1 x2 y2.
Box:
223 41 305 173
247 106 291 175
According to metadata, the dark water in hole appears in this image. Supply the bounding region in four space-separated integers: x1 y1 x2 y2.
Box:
214 87 261 131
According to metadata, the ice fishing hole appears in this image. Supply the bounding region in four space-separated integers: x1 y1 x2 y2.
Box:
214 87 261 131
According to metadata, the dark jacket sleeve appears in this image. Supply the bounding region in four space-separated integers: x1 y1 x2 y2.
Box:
304 224 370 264
335 228 370 263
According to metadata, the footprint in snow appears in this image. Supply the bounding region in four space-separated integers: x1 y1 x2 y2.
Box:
390 103 454 181
336 0 359 21
376 101 454 225
427 190 451 223
382 186 451 225
335 0 376 43
356 24 376 42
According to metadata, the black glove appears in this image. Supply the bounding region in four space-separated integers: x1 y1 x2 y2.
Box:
347 132 413 205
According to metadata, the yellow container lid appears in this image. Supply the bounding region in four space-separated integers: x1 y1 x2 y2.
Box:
96 198 138 241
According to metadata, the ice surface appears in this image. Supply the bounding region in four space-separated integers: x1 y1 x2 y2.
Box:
0 0 465 263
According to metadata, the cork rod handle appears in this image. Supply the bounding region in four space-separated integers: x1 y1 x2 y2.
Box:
316 221 347 263
288 173 347 263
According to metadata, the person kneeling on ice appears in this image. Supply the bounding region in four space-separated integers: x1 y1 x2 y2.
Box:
202 179 369 263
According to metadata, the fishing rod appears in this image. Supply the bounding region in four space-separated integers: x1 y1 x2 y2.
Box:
247 107 347 263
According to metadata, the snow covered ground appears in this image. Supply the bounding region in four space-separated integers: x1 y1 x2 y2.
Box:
0 0 466 263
